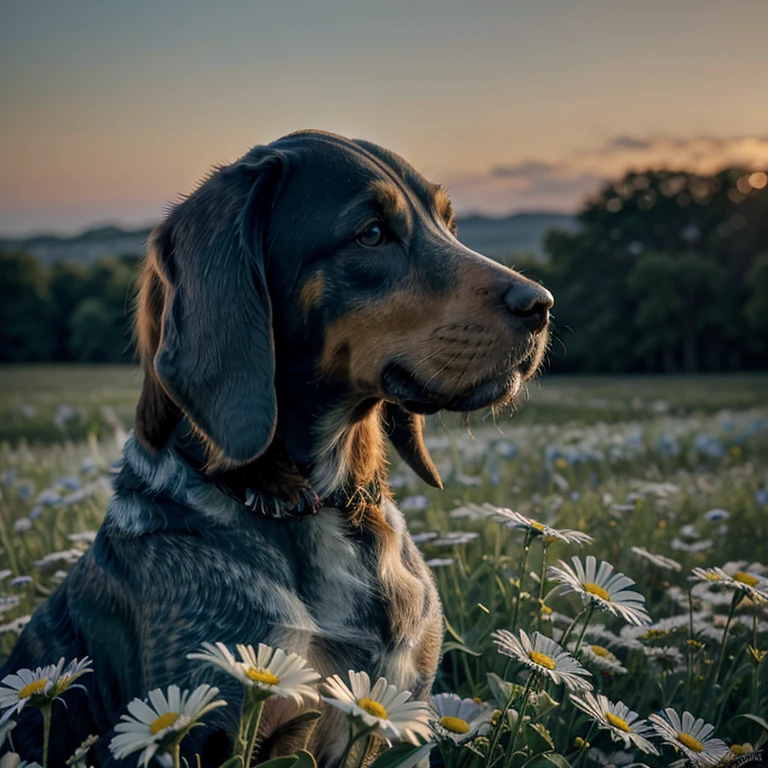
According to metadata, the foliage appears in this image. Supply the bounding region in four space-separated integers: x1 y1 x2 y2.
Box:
534 167 768 373
0 253 138 363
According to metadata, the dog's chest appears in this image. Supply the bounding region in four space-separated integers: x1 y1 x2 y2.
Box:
261 510 421 688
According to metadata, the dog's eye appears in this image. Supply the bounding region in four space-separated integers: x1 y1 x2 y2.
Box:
356 223 386 248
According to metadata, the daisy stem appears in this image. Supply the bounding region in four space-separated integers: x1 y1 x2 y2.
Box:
560 607 588 649
573 603 595 657
40 702 51 768
170 743 181 768
713 590 739 685
340 723 356 768
241 696 265 768
511 531 533 631
751 607 759 714
484 688 516 768
572 721 597 768
0 492 21 576
685 588 693 704
536 541 550 632
506 674 536 768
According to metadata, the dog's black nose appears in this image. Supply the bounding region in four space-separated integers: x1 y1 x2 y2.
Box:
504 280 554 334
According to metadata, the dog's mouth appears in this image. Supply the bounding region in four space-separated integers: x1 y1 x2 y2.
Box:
381 361 525 415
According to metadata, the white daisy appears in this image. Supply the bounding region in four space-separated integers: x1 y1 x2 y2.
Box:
547 556 651 626
491 630 592 691
430 693 491 743
630 546 682 572
109 684 226 767
187 642 320 704
586 747 636 768
322 670 432 744
49 657 93 697
584 624 638 651
577 644 628 675
429 532 480 547
690 567 768 603
648 709 729 767
569 692 658 754
0 657 91 723
642 646 685 673
0 719 16 748
477 504 593 545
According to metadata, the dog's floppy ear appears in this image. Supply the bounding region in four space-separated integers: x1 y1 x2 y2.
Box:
383 403 442 489
134 149 284 466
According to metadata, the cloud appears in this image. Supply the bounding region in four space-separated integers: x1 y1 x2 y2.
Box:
444 134 768 215
608 136 653 150
593 134 768 166
445 168 606 216
491 161 562 179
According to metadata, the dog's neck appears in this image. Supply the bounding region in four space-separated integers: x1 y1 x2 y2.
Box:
172 395 390 525
277 394 390 525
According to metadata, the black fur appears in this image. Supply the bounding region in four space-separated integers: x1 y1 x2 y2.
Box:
1 130 552 766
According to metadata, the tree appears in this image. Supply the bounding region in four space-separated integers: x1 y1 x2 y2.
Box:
539 167 768 373
0 252 55 361
68 298 118 362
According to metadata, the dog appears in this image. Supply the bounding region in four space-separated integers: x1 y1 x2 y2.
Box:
1 130 552 765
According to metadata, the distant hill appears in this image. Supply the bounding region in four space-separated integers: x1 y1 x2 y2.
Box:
0 212 577 265
0 226 153 265
455 212 578 262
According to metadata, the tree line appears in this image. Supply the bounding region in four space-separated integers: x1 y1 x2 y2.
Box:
0 255 138 363
1 166 767 371
520 167 768 373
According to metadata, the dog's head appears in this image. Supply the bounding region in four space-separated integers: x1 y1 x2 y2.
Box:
135 130 552 496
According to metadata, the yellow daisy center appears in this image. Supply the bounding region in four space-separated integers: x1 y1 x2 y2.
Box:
583 582 611 601
590 645 611 658
531 521 546 532
677 732 704 753
733 571 760 588
704 572 720 581
529 651 557 670
541 604 553 616
731 745 747 756
150 711 178 735
358 697 388 719
605 712 631 732
19 678 48 699
440 715 471 734
245 667 280 686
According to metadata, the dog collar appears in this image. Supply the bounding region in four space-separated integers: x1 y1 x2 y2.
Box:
244 478 383 520
171 429 381 521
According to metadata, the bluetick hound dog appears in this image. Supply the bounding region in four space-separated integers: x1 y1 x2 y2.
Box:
1 130 553 765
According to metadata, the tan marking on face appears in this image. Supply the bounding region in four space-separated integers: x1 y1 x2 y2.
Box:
317 257 539 401
369 180 408 220
299 272 325 314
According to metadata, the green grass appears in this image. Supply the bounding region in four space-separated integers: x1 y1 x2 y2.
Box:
1 366 767 765
2 365 767 444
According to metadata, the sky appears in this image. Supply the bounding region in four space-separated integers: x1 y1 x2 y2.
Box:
2 0 768 236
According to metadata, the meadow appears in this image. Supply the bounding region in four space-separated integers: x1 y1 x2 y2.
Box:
0 366 767 767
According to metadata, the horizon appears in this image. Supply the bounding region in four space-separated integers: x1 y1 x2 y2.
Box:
3 1 768 236
0 208 576 242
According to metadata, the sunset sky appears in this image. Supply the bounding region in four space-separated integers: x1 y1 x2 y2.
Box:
2 0 767 235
